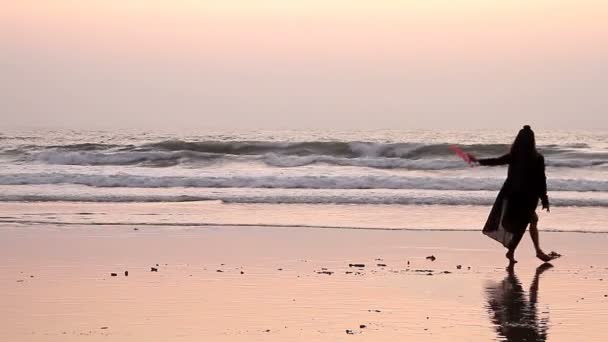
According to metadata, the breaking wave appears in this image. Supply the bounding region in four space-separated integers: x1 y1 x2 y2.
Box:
1 172 606 192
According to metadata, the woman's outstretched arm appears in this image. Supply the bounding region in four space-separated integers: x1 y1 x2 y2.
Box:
470 153 511 166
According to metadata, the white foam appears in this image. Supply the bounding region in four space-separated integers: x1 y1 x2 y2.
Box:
0 172 606 192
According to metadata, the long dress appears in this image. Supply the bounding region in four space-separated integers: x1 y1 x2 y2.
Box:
479 153 549 248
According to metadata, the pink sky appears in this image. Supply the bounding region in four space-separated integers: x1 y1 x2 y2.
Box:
2 1 607 129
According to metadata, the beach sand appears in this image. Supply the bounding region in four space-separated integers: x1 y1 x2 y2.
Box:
2 222 608 341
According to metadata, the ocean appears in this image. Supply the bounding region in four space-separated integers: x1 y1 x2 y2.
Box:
0 128 606 232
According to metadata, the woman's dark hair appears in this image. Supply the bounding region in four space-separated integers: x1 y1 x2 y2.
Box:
511 125 537 158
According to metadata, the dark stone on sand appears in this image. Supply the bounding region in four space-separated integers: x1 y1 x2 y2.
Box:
133 228 139 231
110 273 117 277
368 309 381 312
151 267 158 272
155 264 159 267
100 327 108 330
359 324 366 329
30 275 34 278
414 269 434 273
345 271 353 274
216 270 223 273
349 263 365 268
124 271 128 276
264 329 270 333
346 329 354 335
377 263 387 267
240 271 244 274
278 268 283 271
16 280 24 282
426 255 436 261
443 271 452 274
407 261 410 265
427 273 433 276
456 265 462 269
317 271 334 275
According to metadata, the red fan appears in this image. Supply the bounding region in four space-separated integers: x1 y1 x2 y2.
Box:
450 145 474 165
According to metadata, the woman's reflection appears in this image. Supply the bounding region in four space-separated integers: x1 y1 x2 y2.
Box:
485 263 553 341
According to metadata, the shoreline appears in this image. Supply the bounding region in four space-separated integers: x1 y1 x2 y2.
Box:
2 223 608 341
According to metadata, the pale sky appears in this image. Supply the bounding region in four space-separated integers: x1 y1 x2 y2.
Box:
1 0 607 130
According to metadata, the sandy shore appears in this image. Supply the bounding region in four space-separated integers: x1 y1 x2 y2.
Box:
2 224 608 341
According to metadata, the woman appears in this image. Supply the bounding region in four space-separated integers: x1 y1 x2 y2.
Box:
468 125 558 263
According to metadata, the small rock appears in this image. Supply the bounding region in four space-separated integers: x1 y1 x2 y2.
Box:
349 263 365 268
277 268 283 271
155 264 159 267
407 261 410 265
346 329 354 335
443 271 452 274
317 271 334 275
456 265 462 269
151 267 158 272
264 329 270 333
426 255 436 261
216 270 224 273
30 275 34 278
345 271 353 274
100 327 108 330
110 273 117 277
359 324 366 329
377 263 387 267
124 271 129 277
467 266 471 270
133 228 139 231
368 309 381 313
240 271 244 275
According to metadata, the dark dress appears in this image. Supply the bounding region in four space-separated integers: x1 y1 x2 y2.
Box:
479 153 549 248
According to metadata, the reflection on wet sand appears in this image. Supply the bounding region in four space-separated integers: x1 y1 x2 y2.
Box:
486 264 553 342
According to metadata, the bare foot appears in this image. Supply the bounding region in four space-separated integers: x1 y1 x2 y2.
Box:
506 251 517 264
537 250 560 262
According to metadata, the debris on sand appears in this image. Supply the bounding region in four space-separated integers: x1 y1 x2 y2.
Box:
110 273 117 277
100 327 108 330
317 271 334 275
377 263 387 267
240 271 244 275
124 271 129 276
346 329 354 335
133 228 139 231
456 265 462 270
216 270 224 273
263 329 271 333
426 255 436 261
151 267 158 272
349 263 365 268
359 324 367 329
443 271 452 274
368 309 381 313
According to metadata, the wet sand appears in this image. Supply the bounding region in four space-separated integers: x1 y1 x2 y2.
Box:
1 224 608 341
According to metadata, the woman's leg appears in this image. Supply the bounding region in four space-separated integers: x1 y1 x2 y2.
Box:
506 231 525 263
529 213 552 262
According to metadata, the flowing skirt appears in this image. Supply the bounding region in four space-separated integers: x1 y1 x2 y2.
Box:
483 188 539 248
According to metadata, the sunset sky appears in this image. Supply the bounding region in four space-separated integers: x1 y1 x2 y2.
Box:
2 0 607 130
